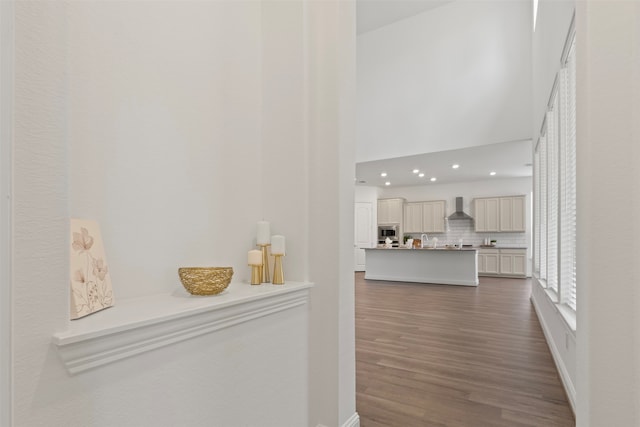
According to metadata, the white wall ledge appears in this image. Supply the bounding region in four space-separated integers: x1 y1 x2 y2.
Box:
53 281 313 374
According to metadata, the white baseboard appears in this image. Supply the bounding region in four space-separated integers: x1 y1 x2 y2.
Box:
530 295 577 413
342 412 360 427
315 412 359 427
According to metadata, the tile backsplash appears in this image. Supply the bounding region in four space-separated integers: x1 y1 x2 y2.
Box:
404 220 529 247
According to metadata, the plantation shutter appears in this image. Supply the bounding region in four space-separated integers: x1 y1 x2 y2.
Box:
546 97 559 294
561 39 577 310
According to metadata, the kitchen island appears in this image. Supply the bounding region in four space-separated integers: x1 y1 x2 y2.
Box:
364 247 478 287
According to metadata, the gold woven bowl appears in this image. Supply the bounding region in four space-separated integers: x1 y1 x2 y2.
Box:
178 267 233 296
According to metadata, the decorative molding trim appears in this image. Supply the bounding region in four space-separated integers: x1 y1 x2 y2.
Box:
530 293 577 414
53 283 312 374
341 412 360 427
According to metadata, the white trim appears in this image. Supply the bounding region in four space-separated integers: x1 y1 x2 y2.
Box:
560 12 576 66
53 282 312 374
530 294 576 413
0 0 13 424
364 275 478 287
547 73 560 110
342 412 360 427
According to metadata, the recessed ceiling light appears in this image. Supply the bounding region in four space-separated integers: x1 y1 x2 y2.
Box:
418 173 425 178
380 172 387 177
385 181 391 186
412 169 419 174
490 171 497 176
452 164 460 169
430 177 437 182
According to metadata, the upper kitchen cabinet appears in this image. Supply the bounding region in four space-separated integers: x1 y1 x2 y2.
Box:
499 196 526 232
474 196 526 233
474 198 500 232
378 198 405 224
403 200 446 233
422 200 446 233
403 202 423 233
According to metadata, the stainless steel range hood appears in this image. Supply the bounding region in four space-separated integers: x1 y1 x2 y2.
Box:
447 197 473 220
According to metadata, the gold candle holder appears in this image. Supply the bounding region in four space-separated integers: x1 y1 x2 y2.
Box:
249 264 261 285
258 244 270 283
272 254 284 285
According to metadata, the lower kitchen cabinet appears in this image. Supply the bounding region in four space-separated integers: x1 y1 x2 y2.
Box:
499 249 527 276
478 249 499 275
478 248 527 278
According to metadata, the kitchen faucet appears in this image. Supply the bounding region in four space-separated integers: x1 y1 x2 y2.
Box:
420 234 428 248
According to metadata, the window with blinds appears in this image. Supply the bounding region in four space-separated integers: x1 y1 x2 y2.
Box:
560 39 577 310
538 135 547 282
533 148 540 275
546 99 559 295
533 29 576 314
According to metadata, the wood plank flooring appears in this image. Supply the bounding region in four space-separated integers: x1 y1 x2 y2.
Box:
355 273 575 427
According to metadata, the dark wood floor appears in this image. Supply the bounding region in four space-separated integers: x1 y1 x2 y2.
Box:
355 273 575 427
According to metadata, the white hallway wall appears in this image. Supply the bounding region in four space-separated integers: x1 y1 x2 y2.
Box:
12 1 356 426
575 2 640 426
356 0 532 163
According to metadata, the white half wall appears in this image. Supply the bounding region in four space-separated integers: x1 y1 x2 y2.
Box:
357 0 532 163
12 1 356 426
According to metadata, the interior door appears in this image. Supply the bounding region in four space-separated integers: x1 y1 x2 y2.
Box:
354 202 373 271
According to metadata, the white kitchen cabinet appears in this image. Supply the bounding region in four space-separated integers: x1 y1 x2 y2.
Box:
378 198 404 224
499 249 527 276
478 249 500 275
474 198 500 232
403 200 446 233
499 196 526 232
479 248 526 277
403 202 423 233
475 196 525 233
422 200 446 233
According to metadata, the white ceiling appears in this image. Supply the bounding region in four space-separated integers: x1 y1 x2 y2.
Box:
356 0 454 34
356 140 533 188
355 1 532 188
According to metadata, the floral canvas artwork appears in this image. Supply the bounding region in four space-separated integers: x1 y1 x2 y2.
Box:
70 219 114 319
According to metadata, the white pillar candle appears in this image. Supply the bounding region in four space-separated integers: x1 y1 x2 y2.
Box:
248 249 262 265
256 221 270 245
271 235 286 255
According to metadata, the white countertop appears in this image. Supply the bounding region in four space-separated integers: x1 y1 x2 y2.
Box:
366 247 477 252
477 246 528 249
